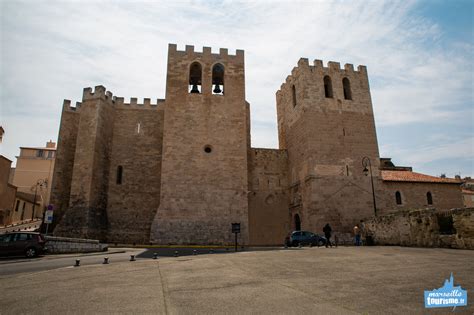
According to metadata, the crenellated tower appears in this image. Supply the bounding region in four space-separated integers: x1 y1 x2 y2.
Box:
150 44 250 245
276 58 381 234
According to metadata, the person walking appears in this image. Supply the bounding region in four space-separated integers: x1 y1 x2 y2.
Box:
354 224 361 246
323 223 332 248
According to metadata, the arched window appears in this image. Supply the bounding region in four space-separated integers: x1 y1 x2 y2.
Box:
292 84 297 107
189 62 202 94
212 63 224 95
343 77 352 100
427 192 433 205
324 76 333 98
294 214 301 231
116 166 123 185
395 191 402 205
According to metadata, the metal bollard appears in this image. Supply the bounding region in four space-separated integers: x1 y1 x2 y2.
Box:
103 257 109 264
75 259 80 267
193 250 197 255
209 249 214 254
174 250 179 257
153 252 158 260
130 255 136 261
298 243 302 248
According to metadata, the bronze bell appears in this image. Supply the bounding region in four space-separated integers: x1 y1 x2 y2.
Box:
213 83 222 94
190 84 200 93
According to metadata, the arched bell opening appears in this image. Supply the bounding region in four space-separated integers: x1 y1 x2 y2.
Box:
212 63 224 95
189 62 202 94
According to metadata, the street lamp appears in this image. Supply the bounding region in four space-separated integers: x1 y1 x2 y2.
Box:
32 179 47 220
362 156 377 217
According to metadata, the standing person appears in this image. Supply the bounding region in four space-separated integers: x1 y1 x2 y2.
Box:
354 224 361 246
323 223 332 248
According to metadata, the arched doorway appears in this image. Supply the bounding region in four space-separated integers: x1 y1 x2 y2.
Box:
294 214 301 231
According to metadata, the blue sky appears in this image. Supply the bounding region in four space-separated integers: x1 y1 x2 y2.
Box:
0 0 472 177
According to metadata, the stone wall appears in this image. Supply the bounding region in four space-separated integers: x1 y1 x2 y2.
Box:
151 44 249 245
54 87 115 240
379 181 463 212
276 58 381 235
248 148 289 245
49 101 80 231
45 236 108 254
106 104 164 244
364 207 474 249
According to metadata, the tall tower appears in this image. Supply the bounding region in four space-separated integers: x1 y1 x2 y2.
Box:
151 44 250 244
276 58 381 235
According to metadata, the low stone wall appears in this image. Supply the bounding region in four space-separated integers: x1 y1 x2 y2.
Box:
365 207 473 249
45 236 108 254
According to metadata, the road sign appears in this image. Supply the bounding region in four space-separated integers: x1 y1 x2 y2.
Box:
44 210 54 224
47 204 54 211
232 223 241 234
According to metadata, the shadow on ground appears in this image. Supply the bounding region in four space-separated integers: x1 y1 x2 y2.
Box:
135 246 300 259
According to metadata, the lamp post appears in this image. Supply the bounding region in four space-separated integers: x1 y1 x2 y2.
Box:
362 156 377 217
32 179 47 220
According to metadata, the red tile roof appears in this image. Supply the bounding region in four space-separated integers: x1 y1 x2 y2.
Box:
381 170 461 184
462 189 474 195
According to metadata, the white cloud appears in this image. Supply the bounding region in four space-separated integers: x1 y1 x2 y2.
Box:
0 0 472 175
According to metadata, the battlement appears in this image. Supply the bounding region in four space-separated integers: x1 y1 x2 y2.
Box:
168 43 244 61
278 58 367 94
113 96 165 108
62 99 82 112
80 85 164 109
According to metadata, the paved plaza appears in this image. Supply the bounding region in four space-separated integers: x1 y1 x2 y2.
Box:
1 246 473 314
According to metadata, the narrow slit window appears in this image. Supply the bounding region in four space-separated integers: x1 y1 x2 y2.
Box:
116 166 123 185
137 122 141 134
427 192 433 205
395 191 402 205
212 63 224 95
189 62 202 94
292 84 297 107
324 76 333 98
346 165 349 176
343 77 352 100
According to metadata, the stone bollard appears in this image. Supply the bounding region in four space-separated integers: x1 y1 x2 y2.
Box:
298 243 302 248
193 250 197 255
174 250 179 257
130 255 136 261
284 243 288 249
153 252 158 260
75 259 80 267
103 257 109 264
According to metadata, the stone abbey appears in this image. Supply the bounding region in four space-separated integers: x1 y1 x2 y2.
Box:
50 44 463 245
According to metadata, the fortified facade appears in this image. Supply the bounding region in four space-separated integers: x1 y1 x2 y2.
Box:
50 44 463 245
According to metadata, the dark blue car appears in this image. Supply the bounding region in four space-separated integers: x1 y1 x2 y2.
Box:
285 230 327 247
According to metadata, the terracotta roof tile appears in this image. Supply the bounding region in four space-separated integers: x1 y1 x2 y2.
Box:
381 170 461 184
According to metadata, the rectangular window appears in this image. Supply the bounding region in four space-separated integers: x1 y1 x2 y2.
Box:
15 200 20 212
47 151 54 158
36 150 44 158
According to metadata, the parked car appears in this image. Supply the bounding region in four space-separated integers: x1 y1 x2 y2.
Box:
285 230 327 247
0 232 47 258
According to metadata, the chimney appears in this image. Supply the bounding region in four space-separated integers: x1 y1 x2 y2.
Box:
46 140 56 149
